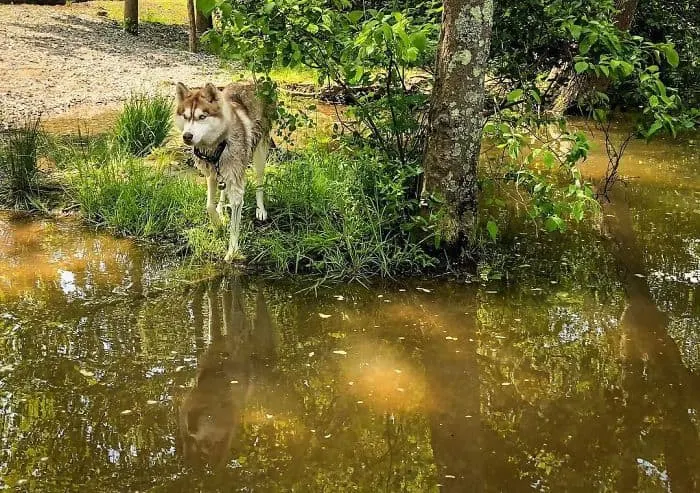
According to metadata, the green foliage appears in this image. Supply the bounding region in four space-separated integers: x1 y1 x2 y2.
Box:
114 93 174 157
481 113 597 237
633 0 700 107
0 117 43 209
207 0 439 162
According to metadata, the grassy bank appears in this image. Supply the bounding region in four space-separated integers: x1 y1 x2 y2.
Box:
64 141 437 280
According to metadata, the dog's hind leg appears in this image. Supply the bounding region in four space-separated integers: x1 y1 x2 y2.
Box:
206 173 222 227
224 180 246 263
253 141 268 222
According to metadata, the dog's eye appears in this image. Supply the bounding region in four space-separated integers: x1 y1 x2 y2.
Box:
199 114 207 120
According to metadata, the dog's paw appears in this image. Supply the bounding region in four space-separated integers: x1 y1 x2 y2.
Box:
224 250 246 263
207 207 222 227
256 207 268 222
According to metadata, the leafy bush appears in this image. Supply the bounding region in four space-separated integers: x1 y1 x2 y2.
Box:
0 117 42 208
114 93 173 157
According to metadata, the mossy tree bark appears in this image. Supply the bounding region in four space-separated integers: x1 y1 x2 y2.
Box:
124 0 138 35
422 0 494 249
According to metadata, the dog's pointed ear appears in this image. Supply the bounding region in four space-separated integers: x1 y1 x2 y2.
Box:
202 83 219 103
176 82 189 102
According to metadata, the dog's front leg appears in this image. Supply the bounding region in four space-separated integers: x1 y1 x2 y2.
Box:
224 182 245 262
206 173 222 227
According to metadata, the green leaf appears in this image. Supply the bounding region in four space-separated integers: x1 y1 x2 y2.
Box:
645 120 663 139
574 61 588 74
409 32 427 51
544 215 564 232
306 23 319 34
196 0 216 15
486 220 499 241
663 45 679 68
348 10 364 23
507 88 523 103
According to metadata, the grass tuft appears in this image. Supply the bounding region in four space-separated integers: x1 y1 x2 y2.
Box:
114 93 173 157
0 117 43 209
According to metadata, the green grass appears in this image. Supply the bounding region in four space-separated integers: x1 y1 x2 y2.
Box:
114 93 173 157
69 148 205 241
87 0 189 25
61 136 437 280
0 117 43 209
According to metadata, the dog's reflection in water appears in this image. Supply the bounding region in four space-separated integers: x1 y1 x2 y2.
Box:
177 277 275 468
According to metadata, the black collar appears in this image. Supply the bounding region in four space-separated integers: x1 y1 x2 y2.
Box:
193 140 227 166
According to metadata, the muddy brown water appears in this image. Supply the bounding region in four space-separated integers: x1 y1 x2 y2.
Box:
1 128 699 491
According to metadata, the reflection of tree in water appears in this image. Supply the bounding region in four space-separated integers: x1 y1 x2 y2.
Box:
605 191 699 492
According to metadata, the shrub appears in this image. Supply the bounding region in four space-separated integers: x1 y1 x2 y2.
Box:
0 117 42 208
113 93 173 157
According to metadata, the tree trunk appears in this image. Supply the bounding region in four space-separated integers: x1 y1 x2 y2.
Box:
196 9 213 35
551 0 640 114
187 0 198 52
124 0 138 35
422 0 494 248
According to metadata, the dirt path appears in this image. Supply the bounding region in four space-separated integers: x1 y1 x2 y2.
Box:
0 4 232 128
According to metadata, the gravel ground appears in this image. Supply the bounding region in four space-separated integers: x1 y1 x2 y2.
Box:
0 4 232 128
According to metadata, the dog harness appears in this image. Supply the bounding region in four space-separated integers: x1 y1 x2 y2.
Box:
194 140 228 190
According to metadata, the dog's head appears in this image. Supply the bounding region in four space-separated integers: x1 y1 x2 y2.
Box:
174 82 227 147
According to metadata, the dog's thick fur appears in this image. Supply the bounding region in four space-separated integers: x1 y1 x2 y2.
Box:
175 81 272 262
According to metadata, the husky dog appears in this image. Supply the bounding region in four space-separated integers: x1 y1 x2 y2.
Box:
175 82 272 262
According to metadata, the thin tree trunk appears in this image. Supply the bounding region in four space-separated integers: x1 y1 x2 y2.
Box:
124 0 138 35
422 0 494 249
187 0 198 52
551 0 639 114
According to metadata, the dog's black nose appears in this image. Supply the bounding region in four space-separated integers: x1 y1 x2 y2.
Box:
183 132 193 144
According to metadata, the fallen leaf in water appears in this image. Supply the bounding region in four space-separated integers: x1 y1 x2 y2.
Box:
266 414 274 419
445 336 458 341
332 350 347 355
396 387 405 392
319 313 332 319
445 475 456 479
634 273 646 278
333 295 345 301
174 366 186 372
308 351 315 357
79 369 94 377
416 287 431 293
501 382 512 386
324 434 332 438
230 380 239 384
121 409 133 415
146 400 158 405
394 369 402 374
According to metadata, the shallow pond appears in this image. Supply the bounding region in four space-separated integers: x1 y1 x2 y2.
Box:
1 129 699 492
